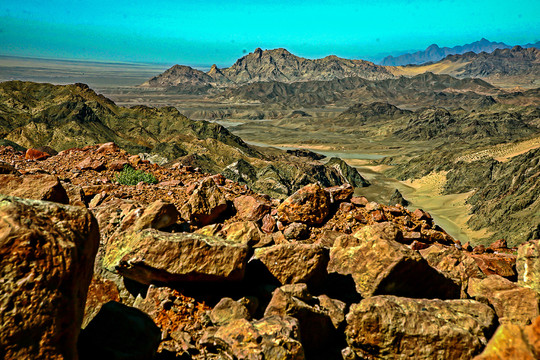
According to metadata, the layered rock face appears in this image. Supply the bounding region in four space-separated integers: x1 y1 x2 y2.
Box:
0 142 538 360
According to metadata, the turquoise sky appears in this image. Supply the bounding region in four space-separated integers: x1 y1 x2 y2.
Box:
0 0 538 66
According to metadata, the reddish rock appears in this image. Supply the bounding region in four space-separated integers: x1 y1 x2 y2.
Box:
24 148 50 160
0 195 99 360
233 194 271 222
209 297 251 326
108 159 130 171
413 208 433 222
128 154 141 166
339 202 354 213
371 209 387 222
489 239 508 251
209 173 226 185
325 183 354 204
83 276 122 328
472 253 517 279
473 244 486 254
0 174 69 204
283 222 310 240
133 200 179 231
96 142 119 153
261 213 276 233
157 179 182 187
318 295 347 330
463 241 473 251
277 183 330 225
468 275 540 325
77 157 106 171
180 177 229 226
410 240 431 250
328 223 459 299
350 196 368 206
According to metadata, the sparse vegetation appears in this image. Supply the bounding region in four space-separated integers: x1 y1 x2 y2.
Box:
115 165 157 185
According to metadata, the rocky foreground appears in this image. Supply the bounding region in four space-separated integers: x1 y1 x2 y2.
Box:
0 143 539 360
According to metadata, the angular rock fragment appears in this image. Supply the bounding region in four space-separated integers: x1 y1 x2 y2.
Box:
233 194 271 222
132 199 179 231
345 295 497 360
0 195 99 360
209 297 251 326
277 183 330 225
328 223 460 299
252 243 328 286
103 229 249 284
180 177 228 226
468 275 540 325
0 174 69 204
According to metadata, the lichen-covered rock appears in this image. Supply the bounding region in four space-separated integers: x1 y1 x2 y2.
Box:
277 183 330 225
78 301 161 360
467 275 540 325
103 229 249 284
0 195 99 360
517 240 540 295
0 174 69 204
345 295 497 360
473 315 540 360
252 243 328 286
199 316 305 360
180 177 228 226
221 221 262 246
328 223 460 299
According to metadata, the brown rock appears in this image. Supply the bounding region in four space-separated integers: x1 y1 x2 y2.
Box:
252 243 328 286
277 183 330 225
83 276 122 328
468 275 540 325
0 162 20 175
473 316 540 360
221 221 262 246
180 177 228 226
199 316 305 360
264 287 336 358
128 154 141 166
489 238 508 251
108 159 129 171
209 297 251 326
473 244 486 254
370 209 387 222
350 196 368 206
96 142 119 153
472 253 517 279
77 157 106 171
345 295 497 360
25 148 50 160
517 240 540 295
420 244 486 298
328 223 460 299
0 195 99 360
103 229 249 284
133 200 179 231
410 240 430 250
325 183 354 204
339 202 353 213
0 174 69 204
318 295 347 330
283 222 310 240
261 213 276 233
413 208 433 222
233 194 271 222
157 179 182 187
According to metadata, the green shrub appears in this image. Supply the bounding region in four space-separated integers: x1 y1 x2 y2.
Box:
115 165 157 185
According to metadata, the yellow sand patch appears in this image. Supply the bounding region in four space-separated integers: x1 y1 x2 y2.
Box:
455 136 540 163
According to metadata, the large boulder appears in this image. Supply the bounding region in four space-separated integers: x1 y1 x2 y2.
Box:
0 196 99 360
0 174 69 204
252 243 328 286
467 275 540 325
199 316 305 360
345 295 497 360
180 177 228 226
473 315 540 360
328 223 460 299
420 244 486 298
103 229 249 284
517 240 540 295
78 301 161 360
277 183 330 225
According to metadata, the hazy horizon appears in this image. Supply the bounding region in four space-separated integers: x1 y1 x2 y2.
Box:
1 0 539 67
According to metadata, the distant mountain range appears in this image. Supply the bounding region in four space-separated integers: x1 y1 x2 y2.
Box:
141 48 394 88
142 45 540 91
380 38 540 66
